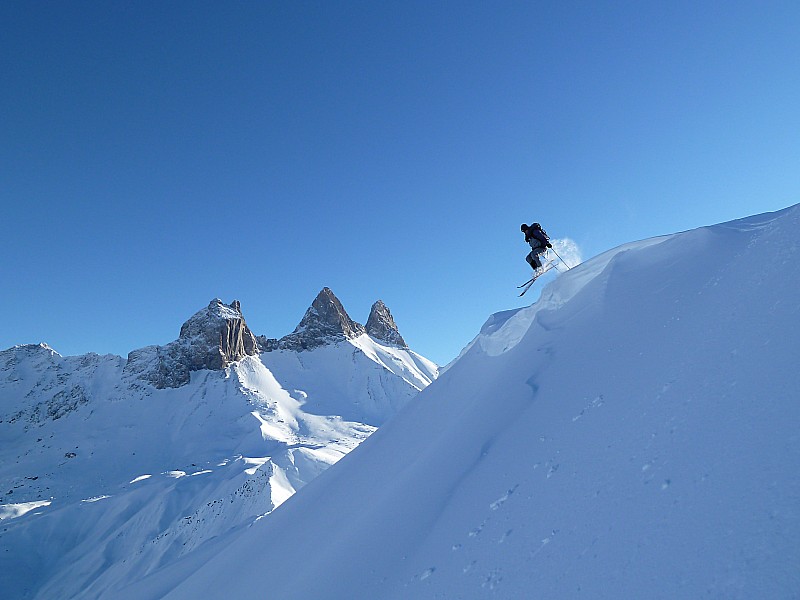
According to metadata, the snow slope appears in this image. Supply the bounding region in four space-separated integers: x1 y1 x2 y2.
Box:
0 302 437 598
261 334 438 425
127 205 800 599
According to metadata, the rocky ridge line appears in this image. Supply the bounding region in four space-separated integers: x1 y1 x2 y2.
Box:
259 288 407 352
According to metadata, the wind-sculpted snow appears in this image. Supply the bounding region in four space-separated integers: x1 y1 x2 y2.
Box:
128 205 800 600
466 235 668 357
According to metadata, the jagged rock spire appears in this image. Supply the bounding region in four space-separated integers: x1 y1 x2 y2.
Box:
124 299 259 389
276 288 366 351
179 299 259 371
366 300 407 348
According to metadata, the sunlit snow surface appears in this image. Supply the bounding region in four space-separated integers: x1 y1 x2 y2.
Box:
0 500 51 520
124 205 800 599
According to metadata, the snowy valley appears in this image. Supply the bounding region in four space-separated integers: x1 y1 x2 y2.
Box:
0 290 437 599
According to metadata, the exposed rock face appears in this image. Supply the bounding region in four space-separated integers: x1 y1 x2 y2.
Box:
256 335 279 353
365 300 407 348
124 299 259 389
179 299 258 371
274 288 366 351
123 344 190 389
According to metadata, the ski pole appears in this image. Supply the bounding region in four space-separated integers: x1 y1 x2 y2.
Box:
551 247 572 270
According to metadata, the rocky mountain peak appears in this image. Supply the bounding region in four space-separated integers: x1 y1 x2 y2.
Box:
366 300 407 348
124 299 259 388
178 299 258 369
274 288 366 351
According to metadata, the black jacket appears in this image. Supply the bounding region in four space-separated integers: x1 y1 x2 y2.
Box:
525 227 549 250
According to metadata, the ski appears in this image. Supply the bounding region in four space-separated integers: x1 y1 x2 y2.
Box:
518 263 555 296
518 280 536 296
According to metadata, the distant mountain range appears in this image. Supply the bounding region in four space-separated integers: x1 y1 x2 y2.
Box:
0 288 437 599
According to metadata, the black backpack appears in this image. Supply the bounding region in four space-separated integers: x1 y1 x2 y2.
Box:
532 223 549 244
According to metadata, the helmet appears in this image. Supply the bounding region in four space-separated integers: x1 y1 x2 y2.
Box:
532 222 541 229
520 223 528 231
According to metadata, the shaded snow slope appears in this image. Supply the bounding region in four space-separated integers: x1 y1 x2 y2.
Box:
0 304 437 598
131 205 800 599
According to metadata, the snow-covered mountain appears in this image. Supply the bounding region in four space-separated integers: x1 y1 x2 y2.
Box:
259 288 437 425
119 205 800 599
0 290 437 599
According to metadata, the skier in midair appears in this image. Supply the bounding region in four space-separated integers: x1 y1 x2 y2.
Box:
521 222 552 272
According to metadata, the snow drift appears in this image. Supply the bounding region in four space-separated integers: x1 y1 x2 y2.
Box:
125 205 800 599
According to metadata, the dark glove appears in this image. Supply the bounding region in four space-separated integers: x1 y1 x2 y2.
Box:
546 242 552 248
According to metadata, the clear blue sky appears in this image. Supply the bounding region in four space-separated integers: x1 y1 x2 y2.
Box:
2 1 799 365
